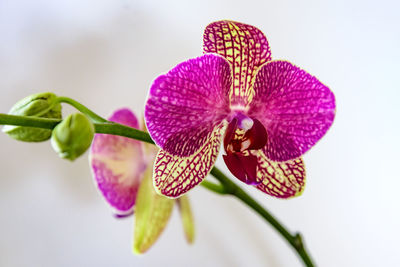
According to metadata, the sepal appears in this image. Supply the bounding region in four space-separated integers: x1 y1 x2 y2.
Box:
177 195 195 244
133 164 174 254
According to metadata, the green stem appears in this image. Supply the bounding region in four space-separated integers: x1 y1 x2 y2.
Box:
210 168 314 266
56 97 108 123
95 122 154 144
0 112 315 267
0 114 60 129
200 180 227 194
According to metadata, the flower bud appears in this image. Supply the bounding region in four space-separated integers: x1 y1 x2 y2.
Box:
2 92 62 142
51 113 94 161
133 164 174 254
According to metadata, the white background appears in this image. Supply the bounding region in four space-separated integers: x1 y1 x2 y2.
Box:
0 0 399 266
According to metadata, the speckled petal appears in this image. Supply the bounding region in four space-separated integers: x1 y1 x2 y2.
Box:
249 61 336 161
153 124 225 198
255 150 306 198
90 108 146 215
133 162 174 254
203 20 271 106
145 54 231 157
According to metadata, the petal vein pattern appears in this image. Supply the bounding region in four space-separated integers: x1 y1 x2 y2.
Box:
203 20 271 106
255 150 306 198
249 61 336 161
153 124 225 198
145 54 231 157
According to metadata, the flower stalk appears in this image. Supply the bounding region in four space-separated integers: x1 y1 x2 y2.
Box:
0 97 315 267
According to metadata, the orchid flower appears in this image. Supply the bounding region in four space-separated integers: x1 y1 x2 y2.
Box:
89 108 194 254
144 20 336 198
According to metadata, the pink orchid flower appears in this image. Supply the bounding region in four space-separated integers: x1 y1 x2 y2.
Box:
144 20 336 199
89 108 194 253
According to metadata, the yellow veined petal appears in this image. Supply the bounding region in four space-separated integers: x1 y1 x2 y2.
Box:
153 123 225 198
255 151 306 198
203 20 271 106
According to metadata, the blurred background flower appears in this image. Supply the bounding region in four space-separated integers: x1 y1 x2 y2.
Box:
0 0 399 266
89 108 194 254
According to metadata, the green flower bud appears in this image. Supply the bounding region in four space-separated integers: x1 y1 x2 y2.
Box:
2 92 62 142
51 113 94 161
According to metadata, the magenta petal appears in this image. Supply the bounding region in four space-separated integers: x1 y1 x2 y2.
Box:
90 109 145 215
249 61 336 161
145 54 231 157
223 153 259 185
108 108 139 128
